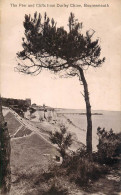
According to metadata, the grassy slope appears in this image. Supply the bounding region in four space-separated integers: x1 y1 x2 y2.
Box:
10 134 59 195
4 112 21 135
14 127 32 137
11 133 58 170
3 109 59 194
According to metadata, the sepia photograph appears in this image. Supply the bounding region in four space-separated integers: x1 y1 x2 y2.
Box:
0 0 121 194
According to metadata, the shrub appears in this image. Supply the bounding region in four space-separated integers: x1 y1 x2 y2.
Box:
49 125 73 159
33 165 68 195
42 182 68 195
97 127 121 164
62 148 108 186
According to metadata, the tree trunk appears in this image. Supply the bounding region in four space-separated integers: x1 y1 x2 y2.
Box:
78 68 92 155
0 96 11 195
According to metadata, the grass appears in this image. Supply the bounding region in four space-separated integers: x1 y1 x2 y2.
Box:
10 133 60 194
14 127 32 138
11 133 59 170
4 112 21 135
82 161 121 194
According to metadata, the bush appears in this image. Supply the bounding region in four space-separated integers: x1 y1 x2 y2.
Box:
62 147 108 186
42 182 68 195
97 127 121 164
49 125 73 159
32 164 68 195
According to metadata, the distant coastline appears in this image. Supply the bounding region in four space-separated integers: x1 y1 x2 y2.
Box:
57 112 103 115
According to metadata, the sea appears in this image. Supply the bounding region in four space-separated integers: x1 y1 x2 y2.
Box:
56 109 121 151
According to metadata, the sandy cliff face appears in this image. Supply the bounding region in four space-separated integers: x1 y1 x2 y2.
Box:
24 109 57 122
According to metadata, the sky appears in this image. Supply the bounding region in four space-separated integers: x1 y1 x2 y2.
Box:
0 0 121 111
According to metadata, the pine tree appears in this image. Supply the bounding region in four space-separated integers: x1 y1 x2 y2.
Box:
16 12 105 155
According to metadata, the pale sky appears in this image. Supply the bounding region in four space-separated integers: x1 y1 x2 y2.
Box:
0 0 121 111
